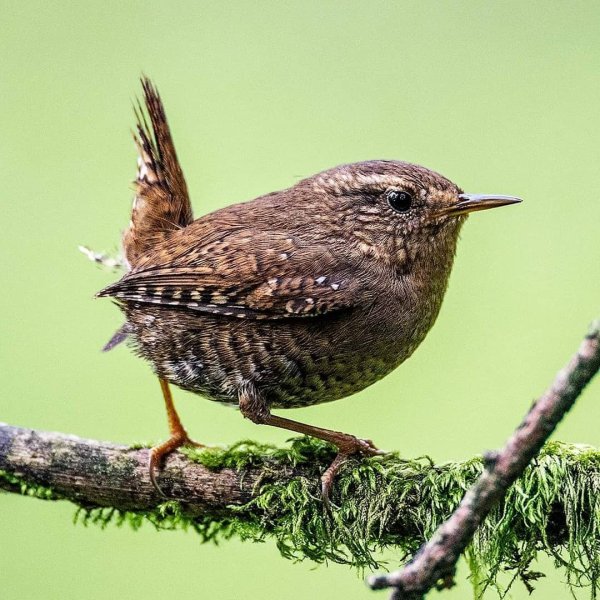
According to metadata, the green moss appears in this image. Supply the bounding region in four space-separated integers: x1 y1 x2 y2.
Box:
182 436 337 470
2 439 599 598
0 469 60 500
128 441 153 450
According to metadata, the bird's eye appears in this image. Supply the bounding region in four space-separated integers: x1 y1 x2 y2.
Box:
386 189 413 213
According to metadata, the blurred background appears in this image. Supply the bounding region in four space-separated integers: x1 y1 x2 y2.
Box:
1 2 599 598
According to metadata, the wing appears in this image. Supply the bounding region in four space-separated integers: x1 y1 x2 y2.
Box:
98 230 371 320
122 77 193 268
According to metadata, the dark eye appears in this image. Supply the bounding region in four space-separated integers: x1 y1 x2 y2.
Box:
386 190 413 213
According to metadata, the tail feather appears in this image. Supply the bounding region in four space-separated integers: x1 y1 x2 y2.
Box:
102 321 132 352
122 77 193 268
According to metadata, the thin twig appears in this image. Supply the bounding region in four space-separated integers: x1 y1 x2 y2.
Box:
367 320 600 599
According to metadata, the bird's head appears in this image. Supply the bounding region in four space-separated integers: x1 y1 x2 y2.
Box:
307 160 521 266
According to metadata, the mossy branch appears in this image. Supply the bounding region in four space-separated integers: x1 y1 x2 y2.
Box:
1 322 599 598
1 427 600 597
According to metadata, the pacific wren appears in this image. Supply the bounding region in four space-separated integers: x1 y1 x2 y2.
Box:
98 79 521 498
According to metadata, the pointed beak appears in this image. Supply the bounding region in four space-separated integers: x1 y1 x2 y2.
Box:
435 194 522 218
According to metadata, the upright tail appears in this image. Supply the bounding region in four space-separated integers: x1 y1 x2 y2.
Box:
122 77 193 269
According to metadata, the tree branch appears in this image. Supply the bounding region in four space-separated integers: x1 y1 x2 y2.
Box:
1 321 599 597
368 320 600 599
0 423 295 516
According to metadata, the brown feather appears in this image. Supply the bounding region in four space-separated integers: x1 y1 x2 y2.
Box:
122 77 193 268
99 229 370 319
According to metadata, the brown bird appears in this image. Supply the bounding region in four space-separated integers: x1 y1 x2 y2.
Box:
98 78 521 498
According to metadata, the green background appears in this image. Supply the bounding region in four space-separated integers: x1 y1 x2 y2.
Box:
1 2 599 598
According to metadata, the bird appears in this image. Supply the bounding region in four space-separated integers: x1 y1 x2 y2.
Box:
97 77 521 499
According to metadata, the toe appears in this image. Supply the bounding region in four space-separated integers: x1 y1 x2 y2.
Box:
148 450 168 497
357 438 385 456
320 452 350 506
184 437 206 449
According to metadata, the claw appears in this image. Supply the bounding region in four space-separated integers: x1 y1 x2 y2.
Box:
320 435 384 507
149 448 168 498
321 453 351 508
148 433 205 497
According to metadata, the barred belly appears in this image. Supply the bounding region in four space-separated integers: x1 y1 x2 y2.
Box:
123 302 420 409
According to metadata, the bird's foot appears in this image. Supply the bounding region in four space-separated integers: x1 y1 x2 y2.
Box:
148 433 205 497
320 433 384 506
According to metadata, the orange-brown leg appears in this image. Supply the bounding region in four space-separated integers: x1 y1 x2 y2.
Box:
149 378 204 495
238 384 383 504
264 414 382 502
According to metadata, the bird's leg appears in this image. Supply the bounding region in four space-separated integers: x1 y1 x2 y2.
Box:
262 414 382 501
149 378 204 495
239 383 382 502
